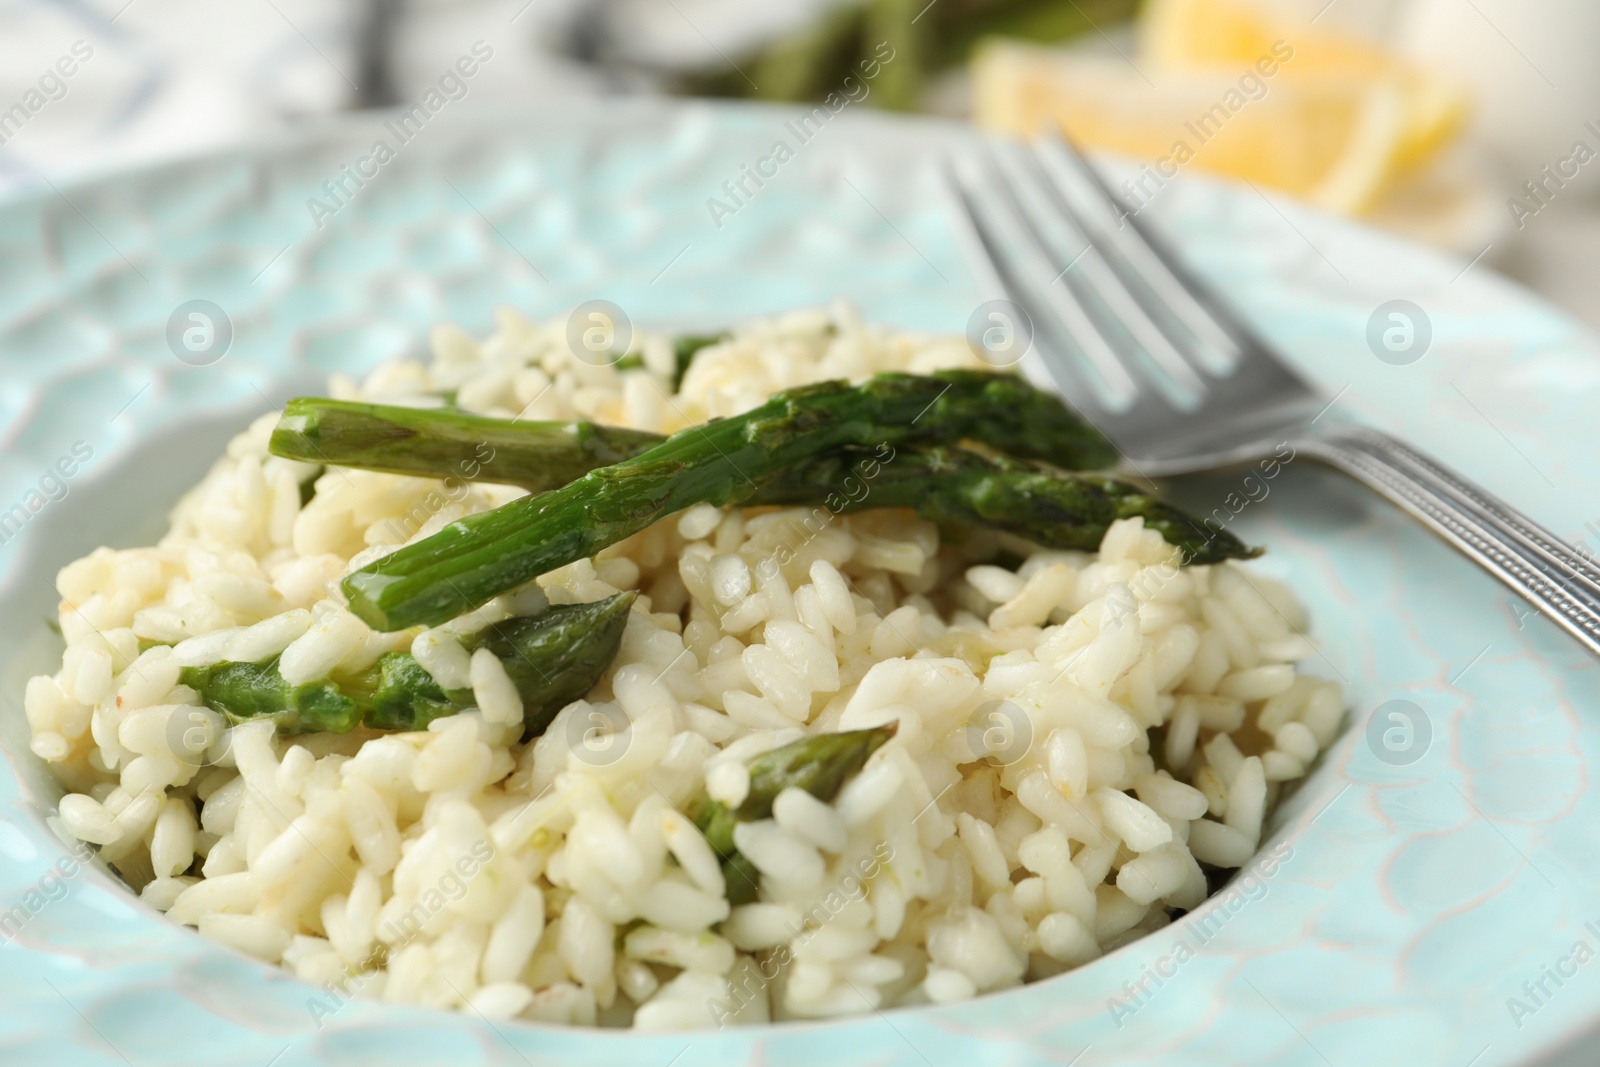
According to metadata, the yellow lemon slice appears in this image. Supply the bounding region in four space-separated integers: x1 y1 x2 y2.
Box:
972 41 1416 214
1140 0 1467 173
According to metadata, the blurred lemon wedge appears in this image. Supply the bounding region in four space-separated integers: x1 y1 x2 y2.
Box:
971 0 1467 216
1141 0 1466 174
972 43 1409 213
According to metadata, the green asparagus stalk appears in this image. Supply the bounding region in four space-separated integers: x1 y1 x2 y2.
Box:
1082 476 1263 566
272 367 1111 492
179 593 635 738
692 723 898 905
340 371 1118 631
720 852 764 909
757 444 1125 547
271 398 663 495
176 658 375 735
755 447 1260 564
270 397 656 488
463 594 638 738
274 400 1252 568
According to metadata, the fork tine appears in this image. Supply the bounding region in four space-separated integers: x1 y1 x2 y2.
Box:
1035 129 1245 368
946 152 1140 407
947 129 1319 449
998 139 1206 399
949 187 1129 414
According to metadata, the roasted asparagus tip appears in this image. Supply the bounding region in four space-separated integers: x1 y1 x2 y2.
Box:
693 722 899 862
178 592 637 738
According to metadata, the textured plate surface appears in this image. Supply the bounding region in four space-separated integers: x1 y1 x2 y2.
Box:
1 98 1598 1067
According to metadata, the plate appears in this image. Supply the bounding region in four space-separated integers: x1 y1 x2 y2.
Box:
1 97 1597 1067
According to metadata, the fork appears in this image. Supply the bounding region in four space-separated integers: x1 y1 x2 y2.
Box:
945 131 1600 658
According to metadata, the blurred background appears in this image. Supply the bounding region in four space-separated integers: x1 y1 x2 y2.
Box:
1 0 1597 326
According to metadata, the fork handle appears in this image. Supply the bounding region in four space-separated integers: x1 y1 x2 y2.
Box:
1299 426 1600 657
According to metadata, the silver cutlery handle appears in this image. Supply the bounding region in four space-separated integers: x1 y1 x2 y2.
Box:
1300 426 1600 657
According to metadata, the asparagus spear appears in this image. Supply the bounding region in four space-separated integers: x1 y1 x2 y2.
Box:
465 595 638 738
272 366 1110 491
271 398 662 495
179 593 635 738
276 400 1252 569
757 444 1124 547
341 371 1117 630
755 447 1260 564
692 723 898 905
176 658 371 734
720 852 763 909
1082 475 1262 565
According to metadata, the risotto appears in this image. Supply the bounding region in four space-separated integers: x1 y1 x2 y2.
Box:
24 301 1342 1028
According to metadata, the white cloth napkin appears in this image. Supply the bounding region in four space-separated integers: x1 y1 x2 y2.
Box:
0 0 633 193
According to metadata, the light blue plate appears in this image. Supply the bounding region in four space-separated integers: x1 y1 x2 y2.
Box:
1 98 1597 1067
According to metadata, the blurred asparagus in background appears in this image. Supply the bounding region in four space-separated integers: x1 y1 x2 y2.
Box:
677 0 1139 111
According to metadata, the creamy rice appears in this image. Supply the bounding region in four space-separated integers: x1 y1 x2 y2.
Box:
25 301 1342 1028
